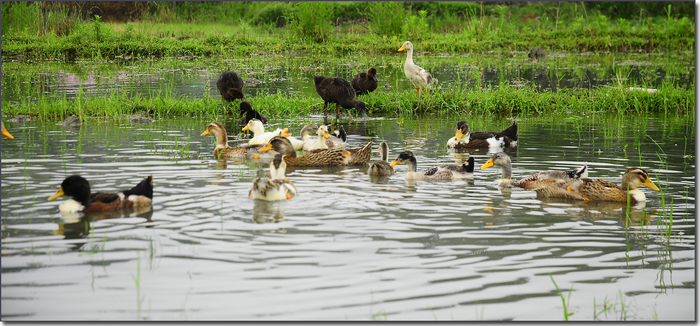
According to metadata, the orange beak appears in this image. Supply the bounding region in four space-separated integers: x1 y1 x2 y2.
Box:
398 45 406 52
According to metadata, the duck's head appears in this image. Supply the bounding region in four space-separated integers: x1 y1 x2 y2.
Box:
354 100 368 117
48 175 91 203
333 125 347 142
300 124 319 141
313 75 326 86
566 163 588 179
481 152 511 170
242 119 265 135
454 121 470 141
201 122 227 138
368 67 378 82
317 125 331 139
398 41 413 52
622 167 660 191
259 136 296 156
2 121 14 139
464 157 475 173
390 151 417 167
270 153 288 179
378 142 390 161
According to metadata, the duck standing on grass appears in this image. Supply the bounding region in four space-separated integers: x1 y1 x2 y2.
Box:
250 154 298 201
352 67 378 95
313 75 368 122
398 41 437 95
217 71 245 101
48 175 153 213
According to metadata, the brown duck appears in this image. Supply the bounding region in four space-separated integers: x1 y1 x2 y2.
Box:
217 71 245 101
260 136 373 166
352 67 378 95
313 75 368 121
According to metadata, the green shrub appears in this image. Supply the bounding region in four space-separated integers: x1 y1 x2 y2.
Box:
249 2 291 27
367 2 405 36
288 2 334 41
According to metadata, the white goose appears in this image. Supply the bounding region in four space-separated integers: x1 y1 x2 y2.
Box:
243 119 290 145
398 41 437 95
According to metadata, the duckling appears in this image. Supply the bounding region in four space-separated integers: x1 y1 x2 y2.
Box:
249 154 297 201
201 122 267 160
561 167 660 203
2 121 14 139
260 136 352 167
390 151 474 180
240 101 267 125
242 119 291 146
368 142 395 176
447 121 518 149
48 175 153 213
217 71 245 101
303 125 332 151
480 152 588 189
352 67 378 95
398 41 437 95
313 75 368 121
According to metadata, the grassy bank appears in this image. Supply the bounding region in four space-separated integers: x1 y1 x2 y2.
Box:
4 82 693 122
1 2 694 60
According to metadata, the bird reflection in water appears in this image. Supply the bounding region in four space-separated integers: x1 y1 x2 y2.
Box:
55 205 154 250
252 200 286 225
538 197 656 226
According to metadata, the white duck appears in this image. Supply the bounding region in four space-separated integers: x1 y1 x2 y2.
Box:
249 153 298 201
303 125 332 151
398 41 437 95
287 124 318 151
243 119 290 145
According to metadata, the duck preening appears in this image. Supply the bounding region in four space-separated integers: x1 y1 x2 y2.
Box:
447 121 519 150
390 150 474 180
313 75 368 121
352 67 378 95
217 71 245 101
240 101 267 125
201 121 269 160
48 175 153 213
480 152 589 190
368 142 395 176
249 153 298 201
398 41 437 95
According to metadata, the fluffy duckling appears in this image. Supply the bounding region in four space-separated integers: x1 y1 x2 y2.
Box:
201 122 267 160
2 121 14 139
217 71 245 101
303 125 332 151
447 121 518 149
368 142 395 176
480 152 588 189
398 41 437 95
260 136 352 167
561 167 660 203
242 119 291 146
313 75 368 120
352 67 378 95
240 101 267 125
48 175 153 213
249 154 297 201
390 151 474 180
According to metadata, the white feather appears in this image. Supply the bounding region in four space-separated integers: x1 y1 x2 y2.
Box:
58 199 85 214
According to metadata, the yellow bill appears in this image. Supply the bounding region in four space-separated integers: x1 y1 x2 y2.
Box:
390 159 402 167
242 124 250 131
48 187 65 201
323 132 330 139
454 129 463 141
2 126 14 139
398 45 406 52
644 177 660 191
200 130 210 136
258 143 273 152
480 158 495 169
281 128 292 137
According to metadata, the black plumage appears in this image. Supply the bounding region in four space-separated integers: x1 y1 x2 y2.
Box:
240 101 267 125
217 71 245 101
352 67 378 95
313 75 368 120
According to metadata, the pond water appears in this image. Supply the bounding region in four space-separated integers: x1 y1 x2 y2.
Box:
1 51 694 104
0 113 694 321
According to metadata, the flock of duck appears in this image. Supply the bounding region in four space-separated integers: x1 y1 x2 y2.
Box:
0 40 660 214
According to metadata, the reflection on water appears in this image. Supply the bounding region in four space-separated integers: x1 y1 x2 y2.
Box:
0 113 694 321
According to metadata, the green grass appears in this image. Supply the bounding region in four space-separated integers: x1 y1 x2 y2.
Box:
3 81 693 121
